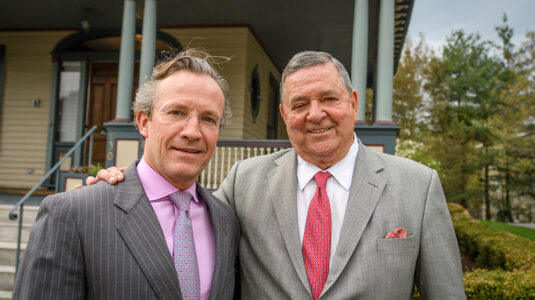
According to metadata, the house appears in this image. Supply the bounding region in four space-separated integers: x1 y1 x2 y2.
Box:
0 0 413 199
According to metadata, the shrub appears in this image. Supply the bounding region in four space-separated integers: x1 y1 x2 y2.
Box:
448 203 535 271
463 269 535 299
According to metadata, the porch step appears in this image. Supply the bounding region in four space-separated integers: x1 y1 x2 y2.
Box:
0 290 11 300
0 223 32 243
0 242 26 266
0 265 15 292
0 204 39 226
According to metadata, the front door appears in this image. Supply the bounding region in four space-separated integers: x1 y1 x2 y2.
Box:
87 63 118 167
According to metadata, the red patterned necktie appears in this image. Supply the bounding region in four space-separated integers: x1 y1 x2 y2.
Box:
302 171 332 300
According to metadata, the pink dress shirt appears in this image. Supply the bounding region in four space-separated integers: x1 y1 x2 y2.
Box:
137 158 215 300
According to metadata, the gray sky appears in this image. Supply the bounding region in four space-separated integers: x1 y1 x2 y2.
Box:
407 0 535 51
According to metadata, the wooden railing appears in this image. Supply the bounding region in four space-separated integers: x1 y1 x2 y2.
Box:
199 139 292 190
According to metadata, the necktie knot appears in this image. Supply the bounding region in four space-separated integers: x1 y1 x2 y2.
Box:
314 171 332 189
170 190 193 212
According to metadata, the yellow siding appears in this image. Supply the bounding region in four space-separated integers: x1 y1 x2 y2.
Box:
0 27 284 189
242 31 284 139
161 27 248 139
0 31 74 188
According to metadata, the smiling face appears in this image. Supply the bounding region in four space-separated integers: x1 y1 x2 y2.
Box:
137 70 224 189
280 62 358 170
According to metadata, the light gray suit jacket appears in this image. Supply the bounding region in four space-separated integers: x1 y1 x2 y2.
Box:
214 141 465 299
13 162 240 300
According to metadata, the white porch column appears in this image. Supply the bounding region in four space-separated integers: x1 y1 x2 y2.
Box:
351 0 368 123
374 0 394 123
115 0 136 121
139 0 157 86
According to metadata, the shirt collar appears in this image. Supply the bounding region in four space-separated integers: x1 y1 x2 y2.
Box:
136 157 198 203
297 133 359 191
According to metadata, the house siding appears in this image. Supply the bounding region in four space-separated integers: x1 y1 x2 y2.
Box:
0 31 73 188
0 27 284 189
242 31 283 139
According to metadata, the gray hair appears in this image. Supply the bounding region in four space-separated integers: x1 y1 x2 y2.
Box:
133 48 232 127
280 51 353 105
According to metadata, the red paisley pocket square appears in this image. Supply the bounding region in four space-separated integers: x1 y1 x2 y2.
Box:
385 227 408 239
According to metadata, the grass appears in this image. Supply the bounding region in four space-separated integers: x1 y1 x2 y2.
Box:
481 220 535 242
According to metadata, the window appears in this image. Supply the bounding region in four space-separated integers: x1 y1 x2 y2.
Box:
56 61 81 142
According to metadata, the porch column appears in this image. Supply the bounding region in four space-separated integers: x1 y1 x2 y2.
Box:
374 0 394 124
115 0 136 121
351 0 368 123
139 0 157 85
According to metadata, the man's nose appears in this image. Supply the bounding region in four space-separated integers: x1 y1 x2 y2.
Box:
180 115 202 139
306 101 325 123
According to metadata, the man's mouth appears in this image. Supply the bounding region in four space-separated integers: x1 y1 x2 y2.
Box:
174 147 202 153
309 127 331 134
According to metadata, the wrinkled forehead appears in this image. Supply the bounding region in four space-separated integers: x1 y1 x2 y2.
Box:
283 63 344 100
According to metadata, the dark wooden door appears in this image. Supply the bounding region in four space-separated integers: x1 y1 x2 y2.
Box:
87 63 118 167
86 62 138 167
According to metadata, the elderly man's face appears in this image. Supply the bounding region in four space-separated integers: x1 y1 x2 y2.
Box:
137 70 224 189
280 62 358 170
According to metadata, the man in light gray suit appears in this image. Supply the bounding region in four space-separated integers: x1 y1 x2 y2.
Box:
13 49 240 300
95 51 466 299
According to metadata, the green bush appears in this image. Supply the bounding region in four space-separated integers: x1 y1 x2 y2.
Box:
464 269 535 299
448 203 535 271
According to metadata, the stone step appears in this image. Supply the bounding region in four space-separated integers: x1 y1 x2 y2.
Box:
0 242 26 267
0 205 40 226
0 265 15 292
0 290 11 300
0 223 32 243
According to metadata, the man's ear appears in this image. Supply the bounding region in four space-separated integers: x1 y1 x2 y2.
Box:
136 111 150 138
279 104 286 121
351 90 359 121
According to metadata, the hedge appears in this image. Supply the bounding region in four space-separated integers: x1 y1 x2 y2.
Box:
447 203 535 299
448 203 535 271
463 269 535 299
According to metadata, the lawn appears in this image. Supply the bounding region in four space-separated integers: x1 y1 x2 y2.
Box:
481 220 535 242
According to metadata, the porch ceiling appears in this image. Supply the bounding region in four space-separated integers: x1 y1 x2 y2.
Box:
0 0 413 79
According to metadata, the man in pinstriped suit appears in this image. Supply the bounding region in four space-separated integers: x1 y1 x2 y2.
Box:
13 49 240 300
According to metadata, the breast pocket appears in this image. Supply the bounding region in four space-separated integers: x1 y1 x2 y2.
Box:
376 234 417 252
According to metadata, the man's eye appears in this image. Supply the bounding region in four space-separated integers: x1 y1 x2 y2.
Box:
169 110 182 116
202 117 217 124
293 103 305 110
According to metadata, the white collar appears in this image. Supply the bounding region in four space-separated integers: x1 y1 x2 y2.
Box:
297 134 359 191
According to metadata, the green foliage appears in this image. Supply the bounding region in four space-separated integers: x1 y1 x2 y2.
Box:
395 139 441 173
448 203 535 299
394 16 535 220
463 269 535 299
449 203 535 271
481 220 535 242
88 163 103 175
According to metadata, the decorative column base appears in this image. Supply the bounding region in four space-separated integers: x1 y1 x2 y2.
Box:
354 123 400 155
104 121 144 168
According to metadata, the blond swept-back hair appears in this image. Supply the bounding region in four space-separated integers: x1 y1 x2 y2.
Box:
133 48 232 127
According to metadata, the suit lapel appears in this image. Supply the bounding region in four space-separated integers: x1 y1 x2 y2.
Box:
322 142 386 295
197 185 230 300
115 164 182 300
267 150 311 292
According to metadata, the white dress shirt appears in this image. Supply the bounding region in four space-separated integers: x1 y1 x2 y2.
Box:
297 134 359 267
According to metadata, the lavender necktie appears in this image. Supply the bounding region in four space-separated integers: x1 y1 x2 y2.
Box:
170 191 200 299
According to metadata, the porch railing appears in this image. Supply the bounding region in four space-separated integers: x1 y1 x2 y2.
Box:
199 139 292 190
7 125 100 275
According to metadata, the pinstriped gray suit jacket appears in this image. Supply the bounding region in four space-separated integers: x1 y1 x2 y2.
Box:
13 162 240 300
214 140 466 299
